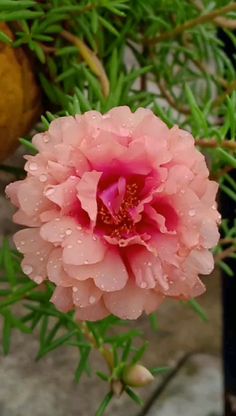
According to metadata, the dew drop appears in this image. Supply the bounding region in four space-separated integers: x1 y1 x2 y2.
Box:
73 287 78 292
147 261 152 267
89 296 96 304
189 209 196 217
29 162 38 171
140 282 147 289
23 265 33 275
40 257 44 262
67 245 73 249
20 241 25 246
84 260 89 264
59 233 65 239
77 239 82 244
92 236 97 241
39 174 47 183
65 228 72 235
76 225 82 231
43 136 49 143
35 276 43 284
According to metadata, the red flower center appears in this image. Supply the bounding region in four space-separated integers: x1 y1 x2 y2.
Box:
97 181 140 239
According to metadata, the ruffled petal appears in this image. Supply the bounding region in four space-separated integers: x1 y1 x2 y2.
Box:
104 279 146 319
72 279 102 307
51 287 74 312
62 231 106 266
75 298 109 321
128 247 167 290
76 171 102 223
183 249 214 275
18 177 52 217
64 249 128 292
47 248 75 286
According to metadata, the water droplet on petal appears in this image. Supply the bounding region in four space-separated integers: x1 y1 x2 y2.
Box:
84 260 88 264
189 209 196 217
76 225 82 231
73 287 78 292
35 276 43 284
77 239 82 244
141 282 147 289
29 162 38 171
23 265 33 275
147 262 152 267
20 241 25 246
43 136 49 143
39 174 47 183
65 228 72 235
89 296 96 304
67 245 73 249
92 236 97 241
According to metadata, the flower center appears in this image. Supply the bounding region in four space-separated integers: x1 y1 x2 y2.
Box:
97 182 139 239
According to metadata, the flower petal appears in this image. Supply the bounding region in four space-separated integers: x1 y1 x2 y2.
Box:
72 279 102 307
62 231 106 266
51 287 74 312
104 279 145 319
128 247 167 290
75 298 109 321
76 170 102 223
47 248 75 286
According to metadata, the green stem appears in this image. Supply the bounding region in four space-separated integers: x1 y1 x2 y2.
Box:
148 3 236 45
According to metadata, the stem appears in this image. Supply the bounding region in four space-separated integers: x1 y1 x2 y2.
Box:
148 3 236 45
215 246 236 262
213 80 236 107
192 0 236 29
157 79 190 115
196 138 236 150
61 30 110 97
219 238 236 246
182 33 228 88
80 322 114 372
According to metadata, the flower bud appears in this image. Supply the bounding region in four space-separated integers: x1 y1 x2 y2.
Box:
111 380 124 397
123 364 154 388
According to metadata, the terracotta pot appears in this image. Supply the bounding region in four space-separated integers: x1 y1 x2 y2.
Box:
0 23 42 161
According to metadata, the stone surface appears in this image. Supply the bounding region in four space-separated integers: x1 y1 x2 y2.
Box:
146 354 223 416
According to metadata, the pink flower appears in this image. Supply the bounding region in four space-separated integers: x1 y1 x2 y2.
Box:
6 107 221 321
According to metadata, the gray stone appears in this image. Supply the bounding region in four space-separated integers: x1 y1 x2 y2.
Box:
146 354 223 416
